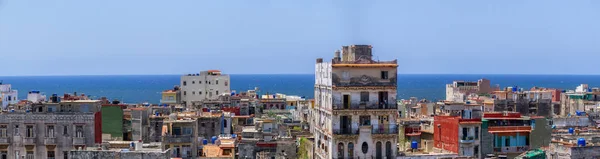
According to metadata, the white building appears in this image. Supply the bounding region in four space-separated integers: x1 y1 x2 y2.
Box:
27 90 47 103
180 70 230 107
314 45 398 159
0 83 18 109
445 79 493 102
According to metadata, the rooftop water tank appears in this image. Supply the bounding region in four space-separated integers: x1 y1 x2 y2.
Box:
411 141 418 149
578 138 586 147
232 134 237 139
211 136 218 144
512 87 518 92
569 128 575 134
202 139 208 145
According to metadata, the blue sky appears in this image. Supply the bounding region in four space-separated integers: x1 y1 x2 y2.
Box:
1 0 599 76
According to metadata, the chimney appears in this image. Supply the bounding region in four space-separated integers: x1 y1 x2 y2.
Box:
334 50 341 62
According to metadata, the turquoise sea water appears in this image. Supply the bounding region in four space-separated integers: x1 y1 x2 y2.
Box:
2 74 600 104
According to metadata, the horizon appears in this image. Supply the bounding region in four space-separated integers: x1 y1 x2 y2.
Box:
1 0 599 76
4 73 600 77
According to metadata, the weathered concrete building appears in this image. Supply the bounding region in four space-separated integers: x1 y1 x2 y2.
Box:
314 45 398 159
492 87 554 117
445 79 493 102
0 112 99 159
180 70 231 107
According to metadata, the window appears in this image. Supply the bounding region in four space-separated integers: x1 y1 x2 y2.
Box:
183 81 187 86
47 125 55 138
47 151 55 159
216 80 219 85
201 123 205 127
209 81 211 85
216 91 219 95
225 81 228 86
199 91 202 95
199 81 202 84
359 116 371 126
0 125 6 137
192 91 195 95
360 92 369 103
26 151 33 159
475 127 479 140
63 151 68 159
63 126 68 135
361 142 368 154
13 125 18 136
462 127 468 139
474 146 479 157
183 91 187 96
26 125 34 138
381 71 389 80
192 81 195 84
223 120 227 128
75 125 84 138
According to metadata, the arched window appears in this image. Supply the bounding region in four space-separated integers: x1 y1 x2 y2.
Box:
348 142 354 158
337 143 344 159
386 141 392 159
361 142 368 154
376 141 382 159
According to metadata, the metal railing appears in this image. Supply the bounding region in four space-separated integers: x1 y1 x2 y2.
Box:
493 146 529 153
333 103 398 110
164 135 193 143
372 125 399 134
73 137 85 145
333 128 359 135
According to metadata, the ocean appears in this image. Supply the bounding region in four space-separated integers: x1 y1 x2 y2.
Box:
2 74 600 104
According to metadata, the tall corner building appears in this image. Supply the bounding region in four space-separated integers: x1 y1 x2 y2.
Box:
313 45 398 159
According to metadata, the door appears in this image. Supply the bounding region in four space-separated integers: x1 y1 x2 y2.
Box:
341 116 350 134
378 92 388 108
343 95 350 109
376 142 382 159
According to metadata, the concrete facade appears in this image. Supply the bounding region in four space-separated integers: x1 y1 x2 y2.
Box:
445 79 493 102
69 149 171 159
180 70 231 106
0 83 18 109
314 45 398 159
0 113 98 159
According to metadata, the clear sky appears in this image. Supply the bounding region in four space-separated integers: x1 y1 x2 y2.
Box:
1 0 599 76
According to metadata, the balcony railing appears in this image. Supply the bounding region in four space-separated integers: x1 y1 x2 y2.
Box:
164 135 193 143
44 137 56 145
160 99 177 104
493 146 529 153
73 137 86 145
0 137 8 144
333 128 359 135
460 136 475 143
23 137 35 145
372 125 399 134
333 103 398 110
488 126 532 133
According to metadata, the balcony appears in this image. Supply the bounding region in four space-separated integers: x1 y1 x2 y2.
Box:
73 137 86 145
333 128 359 135
0 137 8 145
488 126 532 133
493 146 529 153
23 137 35 145
44 137 56 145
333 103 398 110
160 99 177 104
164 135 193 143
460 136 475 143
372 125 399 134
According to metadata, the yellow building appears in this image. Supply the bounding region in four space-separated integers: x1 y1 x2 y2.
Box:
161 90 180 104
